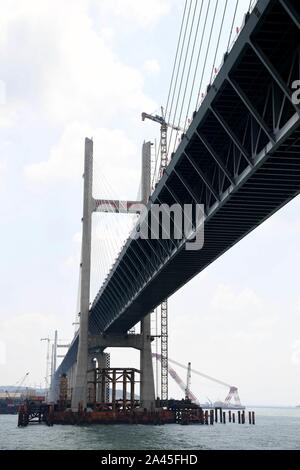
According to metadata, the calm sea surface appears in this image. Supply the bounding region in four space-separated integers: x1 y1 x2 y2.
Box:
0 408 299 450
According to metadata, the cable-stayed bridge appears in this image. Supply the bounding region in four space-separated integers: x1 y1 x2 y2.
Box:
52 0 300 410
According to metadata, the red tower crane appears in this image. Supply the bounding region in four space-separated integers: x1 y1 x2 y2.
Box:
152 354 242 407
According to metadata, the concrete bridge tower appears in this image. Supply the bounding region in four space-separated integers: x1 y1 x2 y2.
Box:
71 139 155 411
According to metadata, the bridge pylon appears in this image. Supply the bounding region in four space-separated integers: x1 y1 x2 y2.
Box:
71 138 94 411
70 139 155 411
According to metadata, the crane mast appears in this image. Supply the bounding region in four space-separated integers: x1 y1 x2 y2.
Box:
142 107 175 405
153 354 200 405
185 362 192 401
160 122 168 178
41 337 51 391
153 354 242 407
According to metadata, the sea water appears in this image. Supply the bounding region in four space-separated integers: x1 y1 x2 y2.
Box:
0 407 299 450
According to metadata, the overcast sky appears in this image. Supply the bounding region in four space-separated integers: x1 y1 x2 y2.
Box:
1 0 300 407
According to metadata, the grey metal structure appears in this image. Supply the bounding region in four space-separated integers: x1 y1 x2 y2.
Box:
142 109 172 405
105 353 110 403
90 0 300 334
56 0 300 394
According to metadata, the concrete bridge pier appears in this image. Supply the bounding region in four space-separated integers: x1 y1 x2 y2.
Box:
71 138 156 410
87 356 96 404
49 374 59 403
71 138 93 411
68 362 77 402
140 315 155 410
95 352 110 403
87 316 156 410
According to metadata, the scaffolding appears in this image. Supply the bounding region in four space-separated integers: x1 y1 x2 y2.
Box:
87 368 140 411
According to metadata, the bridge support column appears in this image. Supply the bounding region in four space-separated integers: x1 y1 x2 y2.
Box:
95 353 110 403
95 353 105 402
68 363 76 402
87 356 96 405
49 374 59 404
140 314 155 410
72 138 94 411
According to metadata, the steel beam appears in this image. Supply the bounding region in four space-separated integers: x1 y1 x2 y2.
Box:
195 130 235 185
184 151 220 202
227 77 275 143
249 39 300 115
210 107 253 166
278 0 300 30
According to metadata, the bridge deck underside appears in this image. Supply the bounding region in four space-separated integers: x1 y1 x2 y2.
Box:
56 0 300 375
89 0 300 335
99 134 300 335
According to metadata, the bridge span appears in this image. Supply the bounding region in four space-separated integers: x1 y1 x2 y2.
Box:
54 0 300 409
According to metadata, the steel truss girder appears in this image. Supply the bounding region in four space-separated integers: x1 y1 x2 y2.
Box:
183 151 220 202
209 106 253 166
227 76 275 143
248 39 300 116
54 0 300 354
195 130 235 185
278 0 300 34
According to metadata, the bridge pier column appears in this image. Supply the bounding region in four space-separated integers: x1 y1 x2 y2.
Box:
67 364 74 401
49 374 59 403
95 353 110 403
140 314 155 410
71 139 93 411
96 353 105 403
87 356 96 405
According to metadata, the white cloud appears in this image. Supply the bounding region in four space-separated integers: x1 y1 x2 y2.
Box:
0 160 7 179
1 0 158 195
0 312 57 385
41 23 155 126
98 0 171 28
100 27 115 43
0 79 6 105
208 284 279 344
0 0 156 128
72 232 81 244
25 123 138 187
143 59 160 76
65 213 138 303
90 212 138 299
0 340 6 366
211 284 263 316
0 79 18 128
0 109 16 128
291 340 300 366
63 231 81 273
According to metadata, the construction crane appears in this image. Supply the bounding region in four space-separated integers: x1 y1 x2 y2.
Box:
4 390 13 407
152 353 200 405
142 107 182 406
142 108 182 179
185 362 192 401
40 337 51 390
16 372 30 394
141 110 182 129
6 372 30 401
168 365 200 406
167 357 242 407
152 354 242 407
